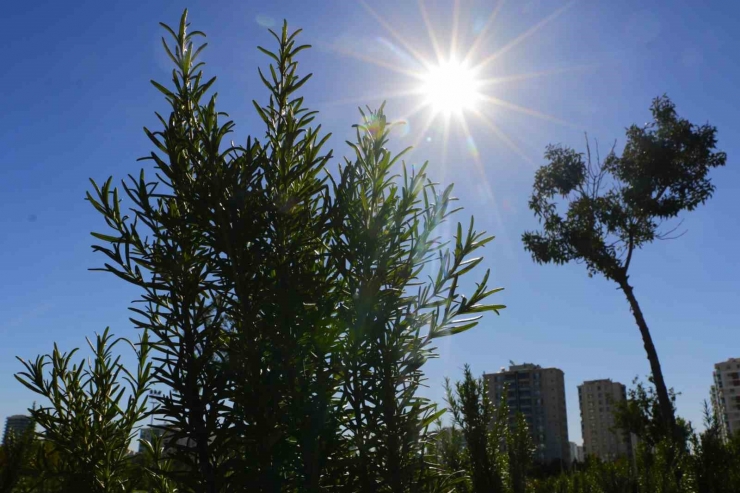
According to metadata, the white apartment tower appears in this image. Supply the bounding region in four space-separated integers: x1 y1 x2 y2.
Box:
485 363 570 464
711 357 740 441
578 379 631 460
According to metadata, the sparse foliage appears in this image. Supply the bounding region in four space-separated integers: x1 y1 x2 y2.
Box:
522 96 726 437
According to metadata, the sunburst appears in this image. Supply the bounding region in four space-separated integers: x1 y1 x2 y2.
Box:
323 0 587 171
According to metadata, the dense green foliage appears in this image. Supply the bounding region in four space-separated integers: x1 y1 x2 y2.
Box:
522 96 726 436
5 375 740 492
8 10 502 493
441 366 534 493
433 376 740 493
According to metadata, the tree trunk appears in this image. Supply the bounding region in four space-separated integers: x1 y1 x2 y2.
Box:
617 277 677 435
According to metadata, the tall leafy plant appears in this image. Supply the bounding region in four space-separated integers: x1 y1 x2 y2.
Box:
87 12 234 491
333 109 504 493
84 9 502 493
217 22 340 492
445 365 506 493
507 411 535 493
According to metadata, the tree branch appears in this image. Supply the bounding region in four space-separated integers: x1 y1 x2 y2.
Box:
656 218 687 241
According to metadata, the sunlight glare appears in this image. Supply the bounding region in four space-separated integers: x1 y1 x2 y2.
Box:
420 60 481 115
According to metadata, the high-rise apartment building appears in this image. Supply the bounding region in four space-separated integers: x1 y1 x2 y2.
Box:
138 426 167 453
711 357 740 441
578 379 631 460
2 415 34 445
485 363 570 464
569 442 584 463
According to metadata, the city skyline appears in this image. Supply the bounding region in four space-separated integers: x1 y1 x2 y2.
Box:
5 356 739 448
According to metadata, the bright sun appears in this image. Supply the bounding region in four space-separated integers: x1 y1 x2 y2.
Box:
332 0 577 166
420 60 481 115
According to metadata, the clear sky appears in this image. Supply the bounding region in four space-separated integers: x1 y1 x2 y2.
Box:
1 0 738 445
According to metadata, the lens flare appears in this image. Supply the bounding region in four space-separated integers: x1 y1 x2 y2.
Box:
466 134 479 158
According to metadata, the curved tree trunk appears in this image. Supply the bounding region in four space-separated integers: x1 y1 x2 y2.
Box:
617 277 677 435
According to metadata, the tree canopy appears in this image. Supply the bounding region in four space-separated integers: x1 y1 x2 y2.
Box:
522 95 726 439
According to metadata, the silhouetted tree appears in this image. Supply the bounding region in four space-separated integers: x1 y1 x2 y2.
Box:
522 96 726 438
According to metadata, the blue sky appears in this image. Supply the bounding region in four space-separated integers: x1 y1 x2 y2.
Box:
1 0 738 445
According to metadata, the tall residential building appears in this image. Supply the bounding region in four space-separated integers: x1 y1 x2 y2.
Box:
138 426 201 454
569 442 585 463
578 379 631 461
485 363 570 464
711 357 740 441
138 426 167 453
2 415 33 445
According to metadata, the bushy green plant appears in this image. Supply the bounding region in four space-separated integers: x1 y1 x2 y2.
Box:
690 402 740 493
507 411 535 493
445 365 506 492
78 9 502 493
14 328 153 492
444 366 536 493
430 423 471 493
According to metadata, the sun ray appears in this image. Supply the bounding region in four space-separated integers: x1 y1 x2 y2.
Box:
481 95 580 129
475 0 576 71
332 0 579 192
463 0 506 65
458 114 516 259
472 110 535 166
319 41 423 79
478 63 599 87
458 114 494 201
360 0 431 68
402 101 434 126
418 0 444 64
449 0 462 59
441 112 452 171
314 88 423 109
406 107 439 152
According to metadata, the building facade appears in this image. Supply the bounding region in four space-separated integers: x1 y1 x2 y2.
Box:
2 415 33 445
485 363 570 464
138 426 167 453
711 357 740 441
578 379 631 461
569 441 585 463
